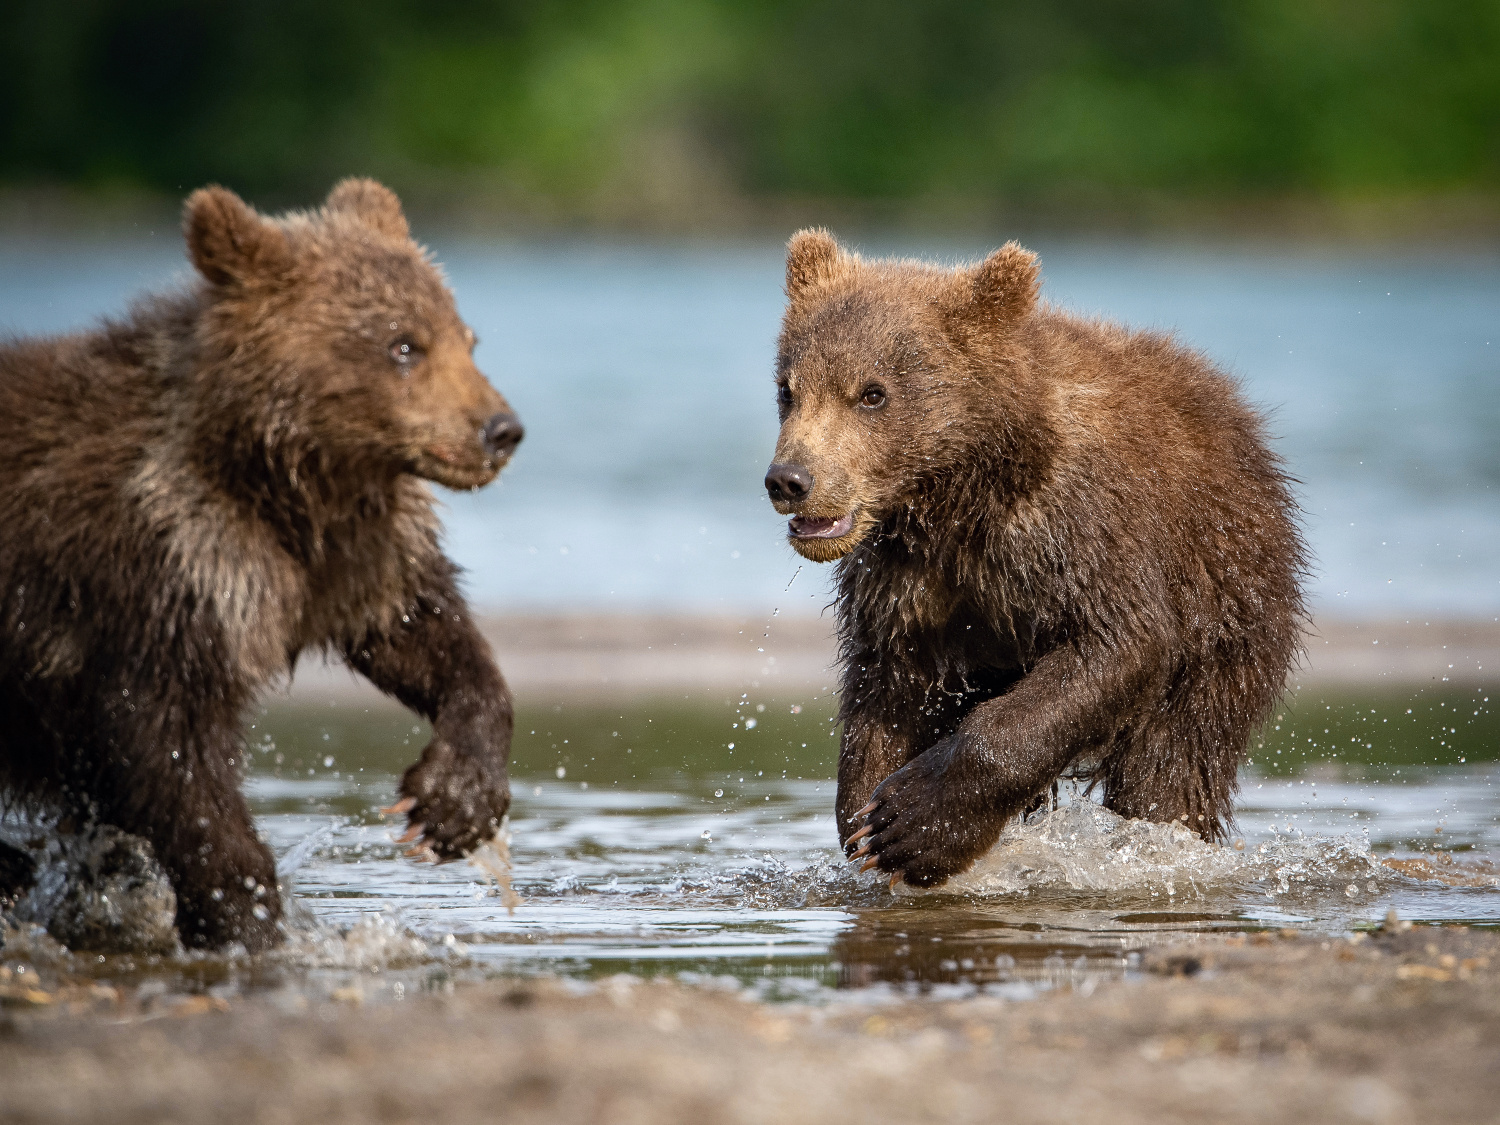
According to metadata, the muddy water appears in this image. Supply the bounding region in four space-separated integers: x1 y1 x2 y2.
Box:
207 684 1498 999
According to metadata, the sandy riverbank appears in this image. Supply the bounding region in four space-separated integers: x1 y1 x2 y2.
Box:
284 613 1500 706
2 923 1496 1124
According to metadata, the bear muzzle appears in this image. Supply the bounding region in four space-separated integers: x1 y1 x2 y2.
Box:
415 411 522 489
480 411 525 460
764 461 813 505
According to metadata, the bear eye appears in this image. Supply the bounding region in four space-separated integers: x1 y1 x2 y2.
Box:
860 385 887 408
776 382 793 408
388 337 425 371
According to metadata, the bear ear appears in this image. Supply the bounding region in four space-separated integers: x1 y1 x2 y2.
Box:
785 228 850 299
183 186 289 287
324 177 410 241
947 241 1040 329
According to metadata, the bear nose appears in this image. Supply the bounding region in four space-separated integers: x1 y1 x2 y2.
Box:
481 412 524 458
764 462 813 503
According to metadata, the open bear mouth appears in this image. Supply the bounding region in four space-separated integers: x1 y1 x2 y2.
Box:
788 512 855 539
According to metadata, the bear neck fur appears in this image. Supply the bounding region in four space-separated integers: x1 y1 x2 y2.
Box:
126 284 427 570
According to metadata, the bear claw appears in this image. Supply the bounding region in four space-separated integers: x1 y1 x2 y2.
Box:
382 797 417 816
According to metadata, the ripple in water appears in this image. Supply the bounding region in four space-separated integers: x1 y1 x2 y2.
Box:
4 704 1497 998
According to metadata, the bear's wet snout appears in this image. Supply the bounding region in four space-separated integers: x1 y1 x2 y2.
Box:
764 462 814 503
481 412 525 459
765 462 813 502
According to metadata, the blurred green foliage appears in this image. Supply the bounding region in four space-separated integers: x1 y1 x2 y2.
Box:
3 0 1498 213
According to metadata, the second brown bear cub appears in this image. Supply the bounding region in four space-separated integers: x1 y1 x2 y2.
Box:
0 180 521 949
765 231 1305 887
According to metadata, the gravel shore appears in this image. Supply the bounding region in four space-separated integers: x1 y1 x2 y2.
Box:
2 924 1496 1125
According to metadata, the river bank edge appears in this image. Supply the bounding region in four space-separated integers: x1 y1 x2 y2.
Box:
286 612 1500 706
1 923 1496 1124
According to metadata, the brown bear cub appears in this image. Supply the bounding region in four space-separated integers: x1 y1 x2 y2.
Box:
0 180 523 950
765 231 1305 888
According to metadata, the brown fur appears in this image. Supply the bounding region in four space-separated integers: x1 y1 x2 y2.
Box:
766 230 1306 887
0 181 522 950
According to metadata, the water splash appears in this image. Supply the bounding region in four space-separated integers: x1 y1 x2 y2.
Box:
468 825 521 914
908 803 1388 900
645 803 1403 912
1381 854 1499 888
0 821 177 955
274 910 438 970
276 820 341 882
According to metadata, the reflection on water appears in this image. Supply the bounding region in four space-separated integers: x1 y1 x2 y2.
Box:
215 686 1500 998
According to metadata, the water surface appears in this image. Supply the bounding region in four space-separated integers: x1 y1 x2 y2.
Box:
240 685 1499 997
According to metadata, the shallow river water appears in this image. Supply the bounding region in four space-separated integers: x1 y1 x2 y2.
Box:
1 685 1496 1002
168 683 1496 1001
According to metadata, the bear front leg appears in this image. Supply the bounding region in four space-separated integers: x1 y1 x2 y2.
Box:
91 742 282 952
157 788 282 951
837 718 924 855
852 646 1138 887
345 584 513 861
834 668 934 851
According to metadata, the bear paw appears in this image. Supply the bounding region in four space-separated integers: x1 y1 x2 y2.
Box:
846 735 1007 888
395 737 510 861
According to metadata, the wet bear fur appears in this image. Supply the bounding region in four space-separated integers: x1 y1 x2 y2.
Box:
0 180 522 950
766 231 1306 887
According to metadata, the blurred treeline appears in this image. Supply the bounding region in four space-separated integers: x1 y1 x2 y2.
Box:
4 0 1498 223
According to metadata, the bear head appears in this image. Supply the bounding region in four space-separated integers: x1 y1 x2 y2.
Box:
765 229 1041 562
182 179 521 493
